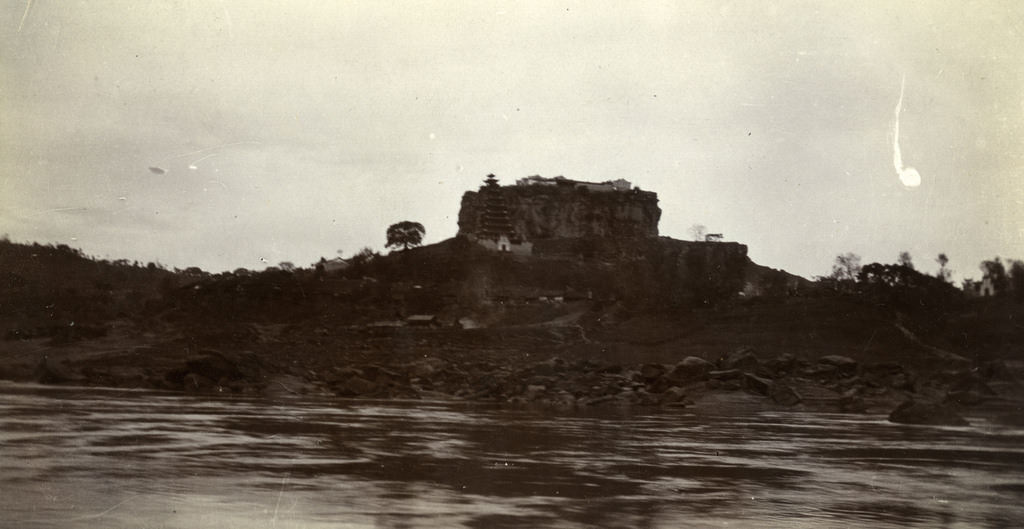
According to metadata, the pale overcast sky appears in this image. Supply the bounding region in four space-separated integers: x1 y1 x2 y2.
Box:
2 1 1022 280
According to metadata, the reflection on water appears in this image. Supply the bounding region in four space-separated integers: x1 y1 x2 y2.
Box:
2 381 1023 528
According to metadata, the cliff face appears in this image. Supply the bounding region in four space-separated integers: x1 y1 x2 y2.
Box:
458 185 661 240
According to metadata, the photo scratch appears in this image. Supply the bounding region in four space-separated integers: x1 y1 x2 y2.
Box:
17 0 32 33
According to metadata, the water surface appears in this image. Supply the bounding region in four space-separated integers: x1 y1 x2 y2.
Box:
2 382 1022 528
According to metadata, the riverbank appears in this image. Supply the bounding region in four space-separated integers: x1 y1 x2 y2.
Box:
2 312 1022 427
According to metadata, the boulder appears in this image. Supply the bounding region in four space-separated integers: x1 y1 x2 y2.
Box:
742 373 773 396
666 357 713 382
709 369 742 380
182 372 216 392
34 356 82 384
769 383 802 406
597 364 624 374
518 384 546 402
361 364 406 386
839 388 867 413
818 355 858 376
580 395 617 407
888 400 969 426
978 360 1013 381
862 363 914 391
945 390 990 406
408 357 447 378
765 353 798 376
639 363 668 382
645 376 675 394
943 370 997 395
720 347 760 372
659 386 687 405
184 351 243 382
334 376 378 396
529 357 567 377
550 391 577 408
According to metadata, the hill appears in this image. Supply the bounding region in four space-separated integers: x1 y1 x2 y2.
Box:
1 237 1022 422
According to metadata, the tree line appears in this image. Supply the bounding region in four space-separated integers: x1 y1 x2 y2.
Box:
826 251 1024 302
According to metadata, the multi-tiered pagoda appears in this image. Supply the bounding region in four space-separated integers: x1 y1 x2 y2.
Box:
474 174 532 254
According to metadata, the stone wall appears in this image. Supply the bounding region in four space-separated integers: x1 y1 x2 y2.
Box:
458 184 661 240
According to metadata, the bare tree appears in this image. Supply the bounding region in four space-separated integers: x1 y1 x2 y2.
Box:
935 253 950 282
898 251 914 270
831 252 862 282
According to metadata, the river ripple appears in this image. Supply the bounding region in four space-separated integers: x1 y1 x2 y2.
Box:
1 382 1023 528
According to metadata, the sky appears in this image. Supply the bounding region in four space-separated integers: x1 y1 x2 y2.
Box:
2 1 1022 281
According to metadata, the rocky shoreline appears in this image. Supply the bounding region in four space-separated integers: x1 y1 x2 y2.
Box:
19 342 1024 428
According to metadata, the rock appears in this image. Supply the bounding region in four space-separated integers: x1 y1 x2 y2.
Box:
646 376 675 394
948 372 996 396
580 394 616 407
182 372 216 392
408 357 447 378
765 353 798 376
639 363 668 381
616 391 642 406
714 380 742 391
524 372 557 384
743 373 773 396
529 357 567 377
637 389 662 406
709 369 742 380
978 360 1013 381
34 356 82 384
659 386 687 405
819 355 858 376
361 364 407 386
720 347 760 372
863 363 913 390
769 383 802 406
523 384 547 400
888 400 969 426
262 375 308 398
803 363 838 379
945 390 990 406
334 376 378 397
666 357 713 382
184 351 242 382
839 388 867 413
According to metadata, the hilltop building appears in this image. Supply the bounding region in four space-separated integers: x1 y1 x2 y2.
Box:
458 174 661 243
515 175 632 192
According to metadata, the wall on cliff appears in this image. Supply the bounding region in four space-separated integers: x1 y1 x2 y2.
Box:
453 236 748 309
610 238 749 308
458 185 661 240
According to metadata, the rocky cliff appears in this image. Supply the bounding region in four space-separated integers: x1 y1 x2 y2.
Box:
458 184 661 240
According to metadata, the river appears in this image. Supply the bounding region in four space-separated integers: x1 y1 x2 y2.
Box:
1 381 1022 528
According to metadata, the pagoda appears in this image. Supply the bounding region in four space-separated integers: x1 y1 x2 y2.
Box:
474 174 532 254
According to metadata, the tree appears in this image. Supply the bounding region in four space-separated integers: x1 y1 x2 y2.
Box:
1010 260 1024 303
688 224 707 242
830 252 862 282
350 247 377 274
386 221 425 251
981 257 1009 295
898 251 914 270
936 253 950 282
